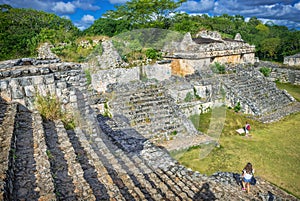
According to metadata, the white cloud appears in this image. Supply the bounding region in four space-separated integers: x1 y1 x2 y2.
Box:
180 0 215 12
61 15 71 20
109 0 128 4
52 1 76 14
72 0 100 11
81 14 95 23
295 2 300 10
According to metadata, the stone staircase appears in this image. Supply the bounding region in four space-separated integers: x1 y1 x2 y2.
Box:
0 89 299 200
222 67 296 117
105 81 211 151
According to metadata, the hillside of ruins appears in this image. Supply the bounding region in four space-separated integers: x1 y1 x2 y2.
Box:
0 29 299 200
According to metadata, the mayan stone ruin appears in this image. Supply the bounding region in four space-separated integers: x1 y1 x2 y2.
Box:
0 31 300 200
284 53 300 66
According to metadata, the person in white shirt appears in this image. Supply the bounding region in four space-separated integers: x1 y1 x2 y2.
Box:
242 162 255 193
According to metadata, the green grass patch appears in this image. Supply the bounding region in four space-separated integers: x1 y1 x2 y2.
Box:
276 82 300 102
174 84 300 198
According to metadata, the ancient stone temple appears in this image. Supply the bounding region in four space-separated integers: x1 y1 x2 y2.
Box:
284 53 300 66
0 38 299 200
163 31 256 76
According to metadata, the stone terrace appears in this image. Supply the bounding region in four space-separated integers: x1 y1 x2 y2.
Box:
105 81 212 151
0 58 299 200
0 96 298 200
222 66 297 118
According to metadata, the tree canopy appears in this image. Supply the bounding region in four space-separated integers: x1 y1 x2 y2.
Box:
104 0 186 28
1 2 300 63
0 4 79 60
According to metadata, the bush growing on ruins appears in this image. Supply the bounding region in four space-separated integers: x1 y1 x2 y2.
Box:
35 92 76 129
259 67 272 77
84 69 92 85
35 92 62 121
184 92 194 102
211 62 226 74
145 48 162 60
234 102 241 112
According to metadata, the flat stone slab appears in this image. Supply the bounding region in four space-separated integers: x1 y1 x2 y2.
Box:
236 128 245 134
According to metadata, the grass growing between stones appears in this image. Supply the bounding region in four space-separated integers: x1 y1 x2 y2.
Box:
173 110 300 198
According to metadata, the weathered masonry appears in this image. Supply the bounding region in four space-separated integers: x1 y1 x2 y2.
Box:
163 31 256 76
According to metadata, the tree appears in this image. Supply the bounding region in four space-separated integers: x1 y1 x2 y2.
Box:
83 18 131 37
260 38 281 59
104 0 186 28
0 4 79 60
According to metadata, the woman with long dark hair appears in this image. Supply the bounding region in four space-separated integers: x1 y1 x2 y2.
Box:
242 162 254 193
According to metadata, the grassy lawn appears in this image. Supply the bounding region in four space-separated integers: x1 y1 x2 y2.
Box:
172 83 300 198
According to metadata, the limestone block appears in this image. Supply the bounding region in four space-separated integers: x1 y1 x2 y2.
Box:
24 85 35 97
143 64 171 81
0 80 8 91
44 74 54 84
56 82 67 89
69 95 77 103
32 76 44 85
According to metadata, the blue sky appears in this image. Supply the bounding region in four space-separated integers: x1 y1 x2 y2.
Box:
1 0 300 30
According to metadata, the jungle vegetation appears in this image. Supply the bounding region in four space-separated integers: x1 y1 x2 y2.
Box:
1 1 300 62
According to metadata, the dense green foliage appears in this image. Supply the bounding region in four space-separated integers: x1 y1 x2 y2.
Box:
1 1 300 63
83 18 131 37
84 1 300 62
0 4 79 60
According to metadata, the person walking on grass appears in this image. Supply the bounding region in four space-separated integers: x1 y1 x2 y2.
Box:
244 122 251 137
242 162 255 193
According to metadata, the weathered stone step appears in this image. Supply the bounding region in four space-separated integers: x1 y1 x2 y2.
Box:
83 129 147 200
0 102 17 201
72 128 125 200
96 115 188 200
9 105 39 200
31 112 56 200
0 98 9 125
52 120 96 200
43 120 95 200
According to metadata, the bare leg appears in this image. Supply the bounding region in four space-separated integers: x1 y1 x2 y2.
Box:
242 181 245 189
246 183 250 193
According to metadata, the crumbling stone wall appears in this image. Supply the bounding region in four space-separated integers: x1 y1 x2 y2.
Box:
257 61 300 85
162 32 256 76
0 58 86 111
284 53 300 66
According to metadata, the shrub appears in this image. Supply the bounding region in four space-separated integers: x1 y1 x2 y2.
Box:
259 67 272 77
84 69 92 85
145 48 161 60
234 102 241 112
35 92 62 121
211 62 226 74
35 92 76 129
184 92 194 102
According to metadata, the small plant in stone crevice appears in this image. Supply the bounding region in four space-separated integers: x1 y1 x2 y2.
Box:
234 101 241 113
34 92 76 130
259 67 272 77
46 150 53 159
10 148 17 160
103 102 112 118
35 92 62 121
210 62 226 74
184 92 194 102
193 87 201 100
84 69 92 86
